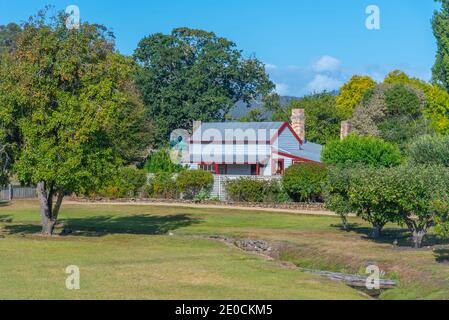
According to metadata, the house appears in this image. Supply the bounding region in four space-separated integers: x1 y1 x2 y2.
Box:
184 109 323 176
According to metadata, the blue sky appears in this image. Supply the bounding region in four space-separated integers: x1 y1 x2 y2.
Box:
0 1 440 96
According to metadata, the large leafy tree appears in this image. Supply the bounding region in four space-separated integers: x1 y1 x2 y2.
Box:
432 0 449 91
336 75 376 118
134 28 274 146
0 10 150 235
264 92 344 145
351 83 431 147
0 23 21 55
385 70 449 134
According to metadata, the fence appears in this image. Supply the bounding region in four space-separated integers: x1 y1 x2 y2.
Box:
0 185 37 201
211 175 280 201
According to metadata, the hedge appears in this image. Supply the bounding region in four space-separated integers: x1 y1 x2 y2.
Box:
282 163 327 202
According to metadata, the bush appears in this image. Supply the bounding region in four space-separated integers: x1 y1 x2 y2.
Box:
176 170 214 200
144 149 185 174
321 134 402 167
407 134 449 166
146 173 178 199
282 163 327 202
225 178 289 203
99 167 147 198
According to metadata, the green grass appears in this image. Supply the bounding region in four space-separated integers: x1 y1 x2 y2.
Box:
0 201 364 300
1 200 449 300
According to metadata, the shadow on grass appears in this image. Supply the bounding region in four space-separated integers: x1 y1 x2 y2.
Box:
0 215 13 223
333 224 449 247
435 249 449 264
3 214 200 237
0 201 11 207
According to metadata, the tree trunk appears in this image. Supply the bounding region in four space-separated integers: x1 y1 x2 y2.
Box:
412 231 426 249
340 215 349 231
370 223 384 239
36 182 65 236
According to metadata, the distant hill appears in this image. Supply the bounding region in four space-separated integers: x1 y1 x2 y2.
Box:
229 96 300 120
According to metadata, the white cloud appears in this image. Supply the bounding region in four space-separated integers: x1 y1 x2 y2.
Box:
306 75 343 93
313 55 342 73
264 63 278 71
275 83 289 95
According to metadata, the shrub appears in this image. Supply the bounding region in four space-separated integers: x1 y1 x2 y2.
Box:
282 163 327 202
407 134 449 166
225 177 288 203
144 149 185 174
176 170 214 200
321 134 402 167
146 173 178 199
99 167 147 198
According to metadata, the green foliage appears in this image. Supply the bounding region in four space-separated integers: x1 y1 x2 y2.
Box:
407 134 449 166
146 173 178 199
324 167 352 230
0 10 152 234
144 149 185 174
239 108 267 122
385 70 449 134
326 165 449 247
99 167 147 199
336 75 376 118
289 93 344 145
134 28 274 146
0 23 21 55
176 170 214 200
432 0 449 92
352 83 430 147
225 177 289 203
282 163 327 202
321 135 402 167
264 92 344 145
346 166 402 238
0 11 150 196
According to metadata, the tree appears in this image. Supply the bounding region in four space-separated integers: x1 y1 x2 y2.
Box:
239 108 267 122
144 149 185 173
336 75 376 118
351 83 431 147
134 28 274 146
324 167 353 231
321 135 402 167
385 70 449 134
0 142 10 187
432 0 449 91
386 165 449 248
0 23 21 55
264 92 344 144
0 10 149 235
407 134 449 166
346 167 401 238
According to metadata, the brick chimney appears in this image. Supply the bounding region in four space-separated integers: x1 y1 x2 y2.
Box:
291 109 305 142
340 120 352 140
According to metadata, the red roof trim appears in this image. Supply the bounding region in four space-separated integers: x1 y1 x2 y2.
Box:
273 150 320 164
270 122 304 146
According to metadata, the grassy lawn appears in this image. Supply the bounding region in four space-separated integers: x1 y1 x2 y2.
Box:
1 201 448 300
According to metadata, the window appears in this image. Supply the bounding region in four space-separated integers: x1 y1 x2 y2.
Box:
199 164 215 173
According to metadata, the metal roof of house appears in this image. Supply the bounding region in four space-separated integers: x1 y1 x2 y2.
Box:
276 142 323 163
193 122 285 141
